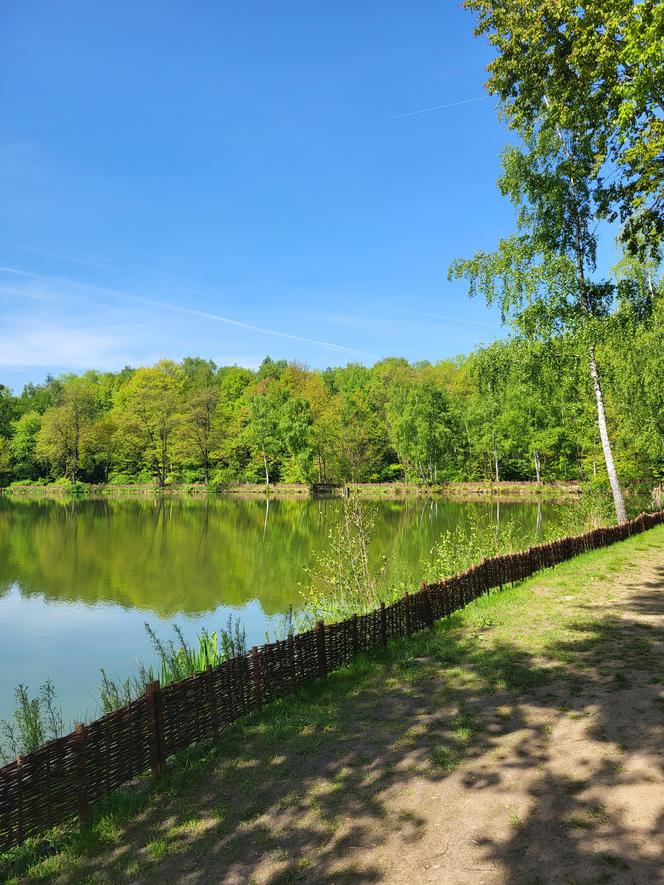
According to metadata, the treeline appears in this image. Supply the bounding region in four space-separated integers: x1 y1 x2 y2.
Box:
0 294 661 488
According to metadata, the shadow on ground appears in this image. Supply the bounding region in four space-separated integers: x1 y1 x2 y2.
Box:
25 551 664 883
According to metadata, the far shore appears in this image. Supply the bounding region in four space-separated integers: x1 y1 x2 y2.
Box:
0 479 585 501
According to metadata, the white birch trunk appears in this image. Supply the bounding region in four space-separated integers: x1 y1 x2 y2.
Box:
588 346 628 523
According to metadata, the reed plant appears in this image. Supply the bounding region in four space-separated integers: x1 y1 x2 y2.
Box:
264 605 295 642
98 616 247 713
98 662 156 714
145 617 246 685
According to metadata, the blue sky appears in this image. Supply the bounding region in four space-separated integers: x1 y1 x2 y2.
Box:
1 1 519 392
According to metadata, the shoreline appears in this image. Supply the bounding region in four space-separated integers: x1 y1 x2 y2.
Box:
0 479 584 501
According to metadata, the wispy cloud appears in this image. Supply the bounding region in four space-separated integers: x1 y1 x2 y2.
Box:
0 265 373 358
0 323 139 370
369 302 495 328
17 245 116 270
0 283 68 304
388 95 489 120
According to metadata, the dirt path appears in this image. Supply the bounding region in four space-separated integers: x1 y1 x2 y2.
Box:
27 530 664 884
357 552 664 885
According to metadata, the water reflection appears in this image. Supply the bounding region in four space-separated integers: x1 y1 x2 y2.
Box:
0 495 572 723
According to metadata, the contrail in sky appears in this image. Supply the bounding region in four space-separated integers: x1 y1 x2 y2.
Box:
370 302 494 329
0 265 372 356
388 95 489 120
17 244 116 270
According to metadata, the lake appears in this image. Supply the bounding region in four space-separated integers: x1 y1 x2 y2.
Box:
0 494 574 726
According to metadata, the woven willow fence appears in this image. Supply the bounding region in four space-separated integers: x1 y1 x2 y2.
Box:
1 509 663 851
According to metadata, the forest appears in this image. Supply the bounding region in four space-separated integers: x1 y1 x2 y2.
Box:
0 274 661 492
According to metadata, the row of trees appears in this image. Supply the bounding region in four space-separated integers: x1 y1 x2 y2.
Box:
0 287 661 489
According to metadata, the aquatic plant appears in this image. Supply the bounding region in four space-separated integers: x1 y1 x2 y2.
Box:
422 511 525 582
98 616 247 713
98 663 156 715
145 618 245 685
0 680 64 763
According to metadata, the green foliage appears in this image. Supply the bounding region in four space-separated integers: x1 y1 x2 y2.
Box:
9 412 42 481
464 0 664 259
300 493 389 623
387 378 460 482
146 619 247 684
97 618 247 714
112 362 184 487
35 377 99 481
0 680 64 762
98 664 156 715
51 478 89 496
0 436 12 484
423 511 525 581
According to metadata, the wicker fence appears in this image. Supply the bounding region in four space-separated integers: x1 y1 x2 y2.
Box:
1 509 663 851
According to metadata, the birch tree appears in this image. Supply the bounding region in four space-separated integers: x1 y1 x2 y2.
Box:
452 0 664 522
450 132 630 521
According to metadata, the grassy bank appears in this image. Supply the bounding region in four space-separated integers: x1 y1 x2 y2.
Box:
1 479 583 501
3 524 663 883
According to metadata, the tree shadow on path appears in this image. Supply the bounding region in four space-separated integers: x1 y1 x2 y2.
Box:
58 551 664 884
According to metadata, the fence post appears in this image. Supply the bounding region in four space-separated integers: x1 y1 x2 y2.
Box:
74 723 90 826
206 666 220 741
288 633 297 693
380 602 388 648
146 680 166 775
351 613 359 657
422 582 434 629
251 646 263 712
404 591 412 637
15 756 23 844
316 620 327 679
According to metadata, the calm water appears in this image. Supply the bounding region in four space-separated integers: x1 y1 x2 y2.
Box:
0 495 574 725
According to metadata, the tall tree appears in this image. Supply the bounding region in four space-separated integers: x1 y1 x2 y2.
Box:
245 381 288 485
452 0 664 521
0 437 11 483
9 412 42 480
178 386 221 484
387 379 457 483
36 377 97 480
113 362 183 487
0 385 17 439
451 130 633 520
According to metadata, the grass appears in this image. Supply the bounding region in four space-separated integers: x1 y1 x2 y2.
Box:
1 524 663 883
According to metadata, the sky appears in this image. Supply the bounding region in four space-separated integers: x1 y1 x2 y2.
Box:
0 1 520 392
